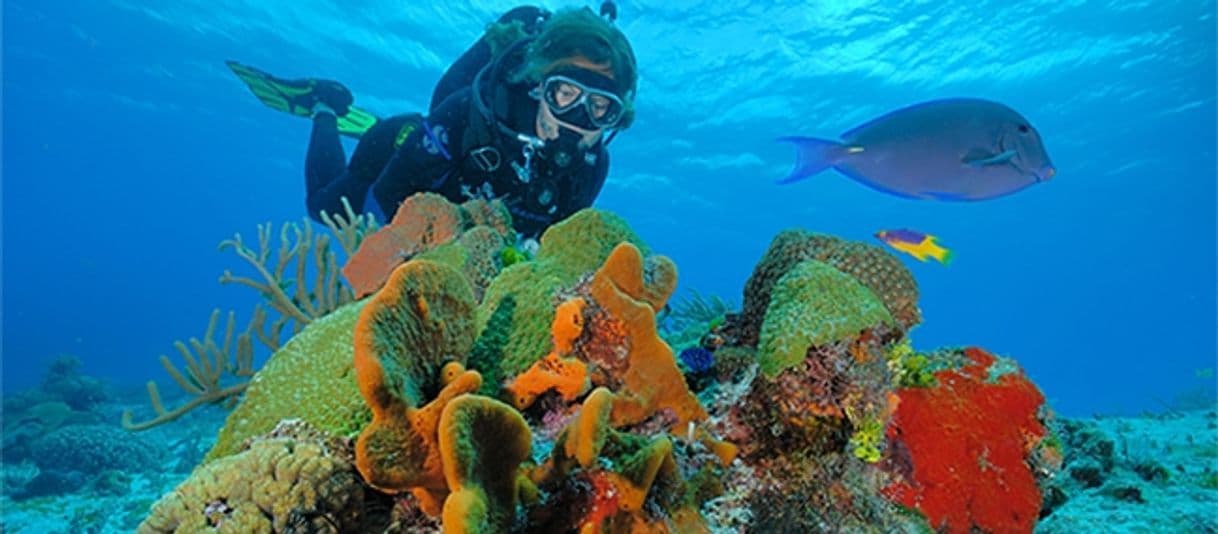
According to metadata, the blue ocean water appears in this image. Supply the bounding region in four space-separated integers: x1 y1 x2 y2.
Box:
2 0 1214 422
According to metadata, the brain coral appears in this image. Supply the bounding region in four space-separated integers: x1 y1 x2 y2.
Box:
757 260 894 377
206 301 370 462
740 230 919 347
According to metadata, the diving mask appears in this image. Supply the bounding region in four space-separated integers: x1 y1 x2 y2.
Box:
537 69 625 130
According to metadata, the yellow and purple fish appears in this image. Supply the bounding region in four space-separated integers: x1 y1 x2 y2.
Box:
779 98 1054 200
875 229 954 265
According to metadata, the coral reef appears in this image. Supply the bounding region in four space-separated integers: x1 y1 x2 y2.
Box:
417 225 512 302
527 388 702 532
3 357 112 466
40 355 109 411
137 209 1070 533
475 209 647 380
30 425 160 475
756 260 894 377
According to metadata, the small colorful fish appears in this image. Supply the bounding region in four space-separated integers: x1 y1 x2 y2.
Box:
875 229 954 265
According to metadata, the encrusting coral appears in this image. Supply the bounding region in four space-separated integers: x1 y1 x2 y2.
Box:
205 301 370 461
881 347 1049 533
416 225 512 302
756 260 895 377
738 229 919 346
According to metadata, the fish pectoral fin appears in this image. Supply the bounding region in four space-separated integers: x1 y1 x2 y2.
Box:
962 149 1016 167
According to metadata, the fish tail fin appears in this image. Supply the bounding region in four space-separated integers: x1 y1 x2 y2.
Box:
776 137 846 184
936 246 955 265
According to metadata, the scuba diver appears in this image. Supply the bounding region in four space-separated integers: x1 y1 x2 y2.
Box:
228 3 636 239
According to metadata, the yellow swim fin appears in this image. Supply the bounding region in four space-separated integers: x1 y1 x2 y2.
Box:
226 60 380 139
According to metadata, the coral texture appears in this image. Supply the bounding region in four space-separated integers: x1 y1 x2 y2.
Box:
475 209 647 379
31 425 159 474
740 230 919 346
343 193 512 298
206 301 370 461
882 347 1047 533
140 421 367 533
756 260 894 377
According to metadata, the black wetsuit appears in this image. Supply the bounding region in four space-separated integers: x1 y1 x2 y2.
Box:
305 6 610 238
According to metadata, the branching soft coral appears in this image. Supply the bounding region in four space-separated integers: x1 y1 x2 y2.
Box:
122 309 257 431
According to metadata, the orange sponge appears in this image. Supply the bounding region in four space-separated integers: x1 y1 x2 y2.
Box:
588 243 706 427
504 353 590 410
552 297 587 354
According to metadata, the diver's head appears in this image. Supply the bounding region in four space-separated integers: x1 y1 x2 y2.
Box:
515 7 637 161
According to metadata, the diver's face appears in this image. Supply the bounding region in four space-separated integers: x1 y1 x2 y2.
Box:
536 102 603 146
534 56 616 147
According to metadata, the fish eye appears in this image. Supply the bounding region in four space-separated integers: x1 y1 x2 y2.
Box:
1018 124 1030 134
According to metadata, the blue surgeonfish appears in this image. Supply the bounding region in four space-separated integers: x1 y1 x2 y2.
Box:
779 98 1055 201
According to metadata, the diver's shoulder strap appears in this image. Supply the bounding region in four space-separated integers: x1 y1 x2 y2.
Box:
460 37 534 173
462 96 502 172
